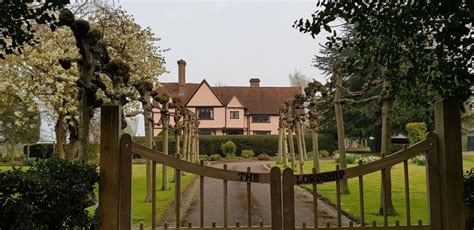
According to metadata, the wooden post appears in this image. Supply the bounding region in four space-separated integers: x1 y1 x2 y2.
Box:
270 167 282 230
428 98 465 230
100 105 122 230
119 134 132 229
282 168 295 230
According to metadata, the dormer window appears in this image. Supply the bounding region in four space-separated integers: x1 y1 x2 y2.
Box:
197 107 214 120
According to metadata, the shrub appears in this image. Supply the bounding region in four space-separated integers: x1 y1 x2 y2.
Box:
0 158 99 229
465 170 474 229
221 140 237 159
411 155 426 166
209 154 221 161
241 149 255 158
199 155 210 161
319 150 330 158
257 153 271 161
405 122 427 144
334 153 361 164
360 155 380 164
464 169 474 209
25 143 54 158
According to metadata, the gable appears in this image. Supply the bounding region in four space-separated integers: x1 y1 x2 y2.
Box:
227 96 244 108
186 81 223 107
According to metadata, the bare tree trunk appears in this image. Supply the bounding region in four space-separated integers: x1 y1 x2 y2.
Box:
176 134 181 158
161 104 169 191
312 129 320 172
187 123 192 162
277 127 283 164
296 120 305 174
78 94 91 162
334 72 349 193
183 122 188 161
301 122 307 161
6 141 14 165
288 127 296 169
144 105 153 202
54 115 67 159
379 78 395 215
282 127 289 167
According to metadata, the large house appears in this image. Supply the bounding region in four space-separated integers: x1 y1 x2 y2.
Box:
153 60 301 135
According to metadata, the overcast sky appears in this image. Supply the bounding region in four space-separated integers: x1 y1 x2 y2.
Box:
119 0 330 87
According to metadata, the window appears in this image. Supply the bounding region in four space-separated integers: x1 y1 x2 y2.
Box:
253 131 271 135
197 107 214 120
230 111 239 119
251 115 270 123
199 129 216 135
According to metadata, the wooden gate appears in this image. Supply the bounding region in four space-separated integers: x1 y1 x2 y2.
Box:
99 98 465 230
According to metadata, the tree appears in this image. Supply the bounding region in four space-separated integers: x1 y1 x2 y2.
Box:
0 0 70 59
295 0 473 216
289 70 310 90
0 83 40 163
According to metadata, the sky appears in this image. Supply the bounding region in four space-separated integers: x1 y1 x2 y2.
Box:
118 0 330 87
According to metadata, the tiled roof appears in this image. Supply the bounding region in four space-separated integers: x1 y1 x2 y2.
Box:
159 82 301 115
159 82 200 104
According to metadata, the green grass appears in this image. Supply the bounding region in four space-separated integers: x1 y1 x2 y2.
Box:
0 164 195 227
276 156 474 226
131 164 195 227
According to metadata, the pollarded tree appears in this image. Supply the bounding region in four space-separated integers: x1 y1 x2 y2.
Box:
153 93 171 191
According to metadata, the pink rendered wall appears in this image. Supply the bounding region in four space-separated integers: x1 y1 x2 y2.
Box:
188 107 226 128
187 83 222 107
226 108 245 128
249 115 279 135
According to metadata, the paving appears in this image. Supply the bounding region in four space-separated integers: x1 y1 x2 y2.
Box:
173 160 351 228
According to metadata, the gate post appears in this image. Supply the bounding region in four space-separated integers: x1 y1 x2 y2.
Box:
282 168 295 230
270 167 283 230
100 105 122 230
428 98 465 230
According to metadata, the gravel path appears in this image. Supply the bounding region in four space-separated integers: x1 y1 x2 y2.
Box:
179 161 351 228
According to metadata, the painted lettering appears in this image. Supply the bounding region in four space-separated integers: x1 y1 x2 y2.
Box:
238 172 260 182
295 170 346 184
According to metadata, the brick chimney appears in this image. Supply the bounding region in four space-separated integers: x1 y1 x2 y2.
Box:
249 78 260 87
178 59 186 95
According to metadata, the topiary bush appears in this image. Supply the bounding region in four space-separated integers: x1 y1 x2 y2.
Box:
241 149 255 158
405 122 427 144
221 140 237 159
257 153 271 161
209 154 221 161
0 158 99 229
319 150 330 158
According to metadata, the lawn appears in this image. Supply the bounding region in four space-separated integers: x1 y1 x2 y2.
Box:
276 156 474 226
131 164 195 227
0 164 196 227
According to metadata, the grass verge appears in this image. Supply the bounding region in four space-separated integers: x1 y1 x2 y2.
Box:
275 156 474 226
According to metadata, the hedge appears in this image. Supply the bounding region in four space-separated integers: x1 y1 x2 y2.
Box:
23 142 100 160
133 134 336 157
